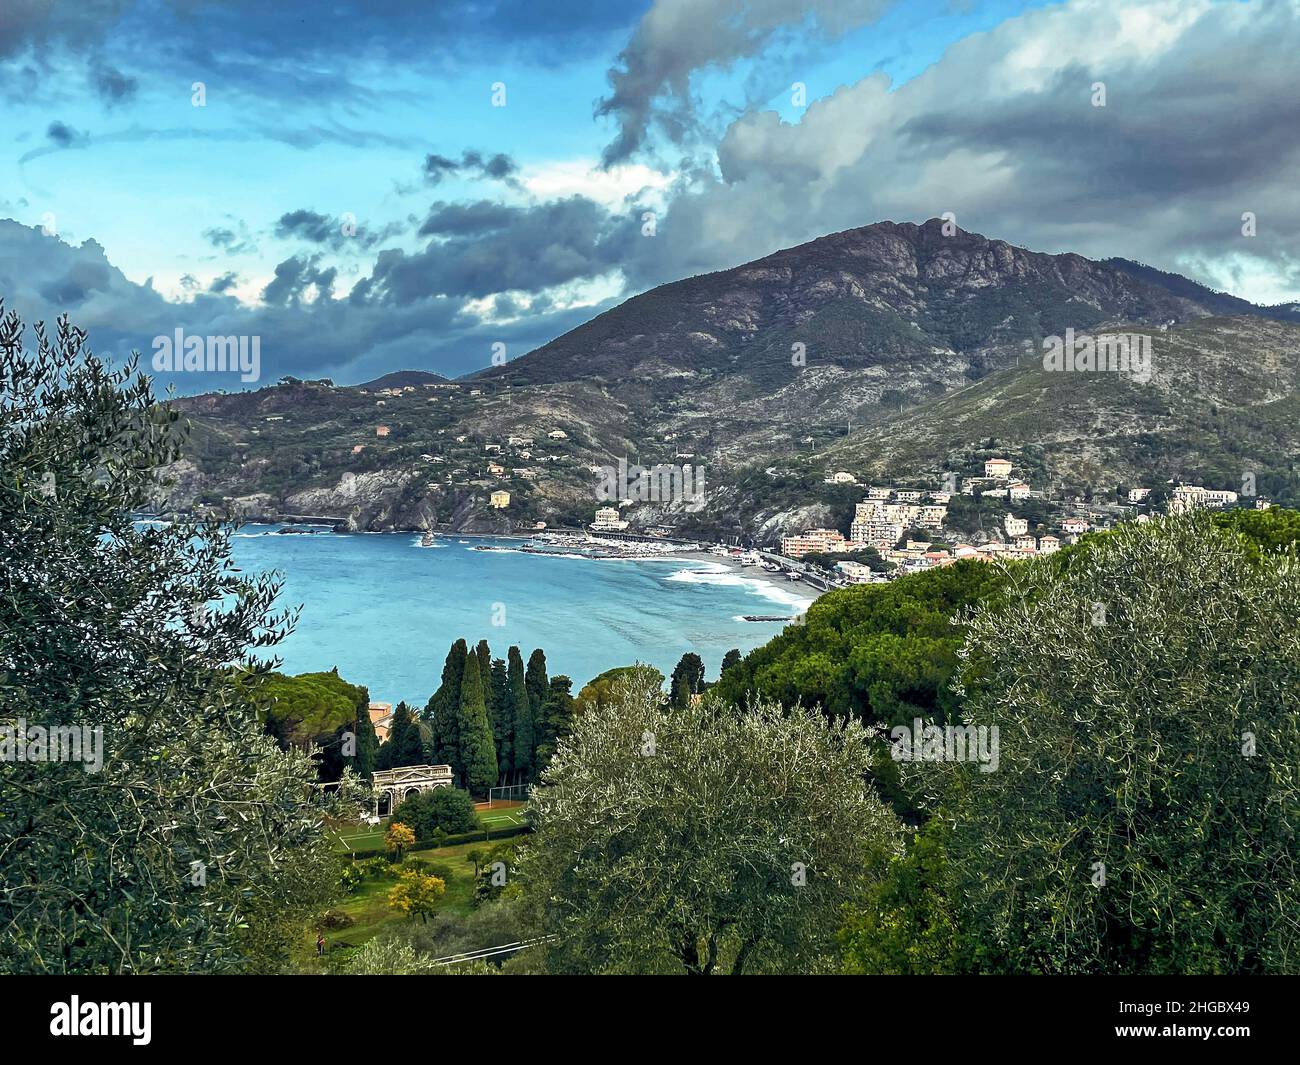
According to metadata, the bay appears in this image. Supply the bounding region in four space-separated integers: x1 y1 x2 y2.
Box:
227 526 815 705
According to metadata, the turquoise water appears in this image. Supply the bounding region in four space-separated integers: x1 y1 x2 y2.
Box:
227 526 814 705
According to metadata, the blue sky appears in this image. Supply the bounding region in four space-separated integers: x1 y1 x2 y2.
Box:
2 0 1297 390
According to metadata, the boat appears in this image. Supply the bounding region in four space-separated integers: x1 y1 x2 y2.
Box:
421 530 435 547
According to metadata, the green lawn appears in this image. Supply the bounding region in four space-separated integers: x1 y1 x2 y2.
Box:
331 800 527 854
303 840 511 970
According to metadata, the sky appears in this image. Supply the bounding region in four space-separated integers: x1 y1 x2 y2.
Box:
1 0 1298 392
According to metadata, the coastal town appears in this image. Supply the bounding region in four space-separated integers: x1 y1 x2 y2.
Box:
774 459 1273 586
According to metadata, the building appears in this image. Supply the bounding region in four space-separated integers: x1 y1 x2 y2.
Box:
894 489 923 503
915 505 948 529
1039 535 1061 554
488 462 506 477
371 764 454 818
865 486 893 499
1006 480 1032 501
592 506 629 531
1061 517 1090 535
368 702 393 744
548 429 568 440
825 471 857 484
781 528 848 558
1013 534 1038 551
375 425 390 438
837 560 878 584
489 490 510 509
351 444 364 454
1004 515 1029 537
1128 487 1152 503
984 458 1013 479
1168 484 1239 514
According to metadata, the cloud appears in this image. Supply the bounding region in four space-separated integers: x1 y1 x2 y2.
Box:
370 196 636 302
423 149 520 187
596 0 894 165
45 120 87 148
90 61 138 106
0 218 614 391
610 0 1300 305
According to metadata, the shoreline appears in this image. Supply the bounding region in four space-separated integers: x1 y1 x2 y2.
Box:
221 519 826 616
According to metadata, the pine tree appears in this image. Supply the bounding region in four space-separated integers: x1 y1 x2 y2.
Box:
490 657 512 783
425 639 467 775
720 649 743 677
456 650 498 794
508 646 534 784
670 652 706 699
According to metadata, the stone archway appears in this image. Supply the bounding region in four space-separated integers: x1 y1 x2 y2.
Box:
370 764 454 820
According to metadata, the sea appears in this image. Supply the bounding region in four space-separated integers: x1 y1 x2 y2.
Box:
225 525 814 705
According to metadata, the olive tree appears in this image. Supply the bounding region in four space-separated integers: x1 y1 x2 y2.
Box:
906 514 1300 974
0 308 350 973
518 666 903 974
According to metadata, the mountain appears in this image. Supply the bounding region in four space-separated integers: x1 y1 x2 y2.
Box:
356 370 449 390
164 221 1300 534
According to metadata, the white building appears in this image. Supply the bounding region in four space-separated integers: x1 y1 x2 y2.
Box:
1168 484 1238 514
1004 515 1029 537
984 458 1013 479
592 506 629 531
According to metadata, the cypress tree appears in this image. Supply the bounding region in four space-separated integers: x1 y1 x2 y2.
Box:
456 650 498 794
508 646 534 784
426 639 467 775
535 675 576 773
352 700 378 781
490 657 512 783
525 648 548 766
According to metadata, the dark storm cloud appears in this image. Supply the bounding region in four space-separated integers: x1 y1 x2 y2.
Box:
261 256 337 306
0 218 608 389
596 0 893 165
275 209 406 251
375 197 636 303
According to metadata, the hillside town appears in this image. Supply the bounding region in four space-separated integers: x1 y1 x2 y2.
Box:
780 458 1273 586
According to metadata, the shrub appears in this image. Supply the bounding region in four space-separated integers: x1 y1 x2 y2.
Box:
392 787 477 838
